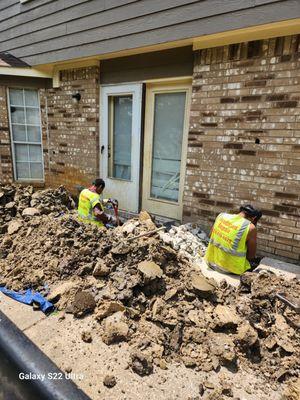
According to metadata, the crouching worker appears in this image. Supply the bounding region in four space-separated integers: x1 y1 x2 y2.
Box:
205 205 262 275
77 178 118 228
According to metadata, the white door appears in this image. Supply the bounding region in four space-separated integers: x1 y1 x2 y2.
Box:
142 81 191 220
100 84 142 212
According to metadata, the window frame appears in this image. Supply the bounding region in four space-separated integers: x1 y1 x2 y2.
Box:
7 87 45 182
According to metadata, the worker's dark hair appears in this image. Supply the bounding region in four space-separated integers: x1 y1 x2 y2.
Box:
240 204 262 221
93 178 105 189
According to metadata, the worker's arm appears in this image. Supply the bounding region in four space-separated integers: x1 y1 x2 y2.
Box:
93 204 111 224
246 224 257 260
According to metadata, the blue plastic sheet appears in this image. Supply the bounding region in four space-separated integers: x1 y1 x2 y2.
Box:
0 287 54 314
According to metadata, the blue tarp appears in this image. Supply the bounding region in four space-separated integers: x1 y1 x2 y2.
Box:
0 287 54 314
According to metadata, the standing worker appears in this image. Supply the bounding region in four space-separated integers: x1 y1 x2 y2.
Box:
205 205 262 275
77 178 118 228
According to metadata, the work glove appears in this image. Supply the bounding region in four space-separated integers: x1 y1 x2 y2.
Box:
108 198 118 208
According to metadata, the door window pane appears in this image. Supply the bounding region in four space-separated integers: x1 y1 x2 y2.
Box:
108 95 132 180
12 125 26 142
11 107 25 124
25 90 39 107
9 88 44 180
150 92 186 202
10 89 24 106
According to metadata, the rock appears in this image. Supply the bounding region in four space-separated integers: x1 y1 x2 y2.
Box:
95 301 126 321
236 322 258 348
7 220 22 235
65 366 72 373
81 330 92 343
138 261 163 280
111 243 131 255
121 221 138 234
190 273 215 297
72 291 96 317
165 288 178 301
93 260 110 277
169 324 183 351
213 305 241 328
209 333 237 365
130 351 153 376
222 386 234 397
188 310 205 327
199 383 205 396
22 207 40 217
102 312 129 345
139 210 152 221
47 281 78 303
103 375 116 388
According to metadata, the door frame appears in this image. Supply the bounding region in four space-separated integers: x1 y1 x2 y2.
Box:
142 79 192 221
100 83 143 213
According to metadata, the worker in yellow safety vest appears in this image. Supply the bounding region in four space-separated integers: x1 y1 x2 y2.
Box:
205 204 262 275
77 178 118 228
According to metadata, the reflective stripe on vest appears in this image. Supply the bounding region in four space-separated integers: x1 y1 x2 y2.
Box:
209 238 246 257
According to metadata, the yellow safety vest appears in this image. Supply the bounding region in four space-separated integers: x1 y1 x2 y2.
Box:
205 213 251 275
77 188 105 228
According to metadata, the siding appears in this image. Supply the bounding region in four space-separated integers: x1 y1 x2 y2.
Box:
0 0 299 65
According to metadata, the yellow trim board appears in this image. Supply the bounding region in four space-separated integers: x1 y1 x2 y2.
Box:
193 18 300 50
0 66 51 78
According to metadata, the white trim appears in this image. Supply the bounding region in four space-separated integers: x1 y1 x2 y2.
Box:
100 83 143 213
7 88 45 182
0 67 51 78
142 80 191 221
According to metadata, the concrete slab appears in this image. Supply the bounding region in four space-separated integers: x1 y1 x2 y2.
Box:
256 257 300 280
0 292 46 331
194 257 241 287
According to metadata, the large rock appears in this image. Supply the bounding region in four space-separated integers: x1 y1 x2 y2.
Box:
213 305 241 328
93 260 110 277
7 220 23 235
47 281 78 303
138 261 163 280
72 291 96 318
139 210 152 221
102 311 129 345
22 207 40 217
209 333 237 365
130 351 153 376
236 322 258 348
190 273 215 297
95 301 125 321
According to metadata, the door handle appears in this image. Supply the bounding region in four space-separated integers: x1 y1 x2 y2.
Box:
101 145 105 154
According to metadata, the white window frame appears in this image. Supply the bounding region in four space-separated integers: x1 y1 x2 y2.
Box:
7 87 45 182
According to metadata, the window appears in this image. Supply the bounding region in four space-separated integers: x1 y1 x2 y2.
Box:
8 88 44 181
108 95 133 181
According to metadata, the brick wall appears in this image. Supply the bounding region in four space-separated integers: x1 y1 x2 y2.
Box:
0 85 13 184
184 34 300 264
40 65 100 194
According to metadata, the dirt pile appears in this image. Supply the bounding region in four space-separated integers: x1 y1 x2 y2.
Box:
0 186 299 394
0 184 75 234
